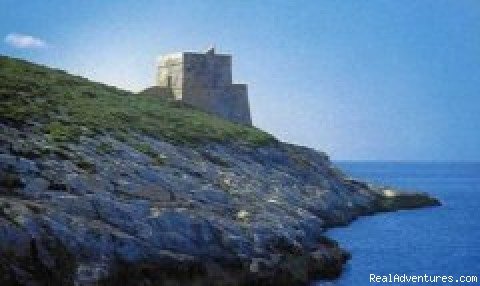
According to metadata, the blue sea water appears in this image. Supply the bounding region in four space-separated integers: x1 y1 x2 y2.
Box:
317 162 480 286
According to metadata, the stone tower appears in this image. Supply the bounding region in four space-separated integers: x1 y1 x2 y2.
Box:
156 48 252 125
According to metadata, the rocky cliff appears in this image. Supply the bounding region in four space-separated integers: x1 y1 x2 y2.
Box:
0 56 440 286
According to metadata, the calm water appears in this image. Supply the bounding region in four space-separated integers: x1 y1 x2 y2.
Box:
317 162 480 285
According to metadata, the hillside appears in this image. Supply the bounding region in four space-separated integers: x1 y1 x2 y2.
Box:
0 55 439 286
0 56 272 145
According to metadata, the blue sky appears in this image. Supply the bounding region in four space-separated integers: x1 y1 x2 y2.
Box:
1 0 479 161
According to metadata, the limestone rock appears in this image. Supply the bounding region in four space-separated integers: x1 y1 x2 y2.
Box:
0 130 439 285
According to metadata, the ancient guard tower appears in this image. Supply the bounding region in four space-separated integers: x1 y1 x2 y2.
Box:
155 48 252 125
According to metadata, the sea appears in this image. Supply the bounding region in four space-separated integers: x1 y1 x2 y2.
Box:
316 162 480 286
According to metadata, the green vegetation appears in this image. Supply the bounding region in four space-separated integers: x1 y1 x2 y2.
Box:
96 142 114 154
130 142 167 165
45 121 84 142
0 55 275 146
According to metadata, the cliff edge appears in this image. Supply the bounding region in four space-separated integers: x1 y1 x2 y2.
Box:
0 56 440 285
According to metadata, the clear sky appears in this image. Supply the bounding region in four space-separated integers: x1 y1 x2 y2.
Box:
1 0 479 161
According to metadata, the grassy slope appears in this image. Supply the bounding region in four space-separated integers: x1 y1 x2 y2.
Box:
0 55 274 146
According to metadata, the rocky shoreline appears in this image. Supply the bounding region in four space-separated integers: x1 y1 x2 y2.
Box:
0 128 440 286
0 56 440 285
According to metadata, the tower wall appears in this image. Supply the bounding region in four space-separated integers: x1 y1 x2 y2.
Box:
157 53 183 100
182 52 232 89
155 50 251 125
